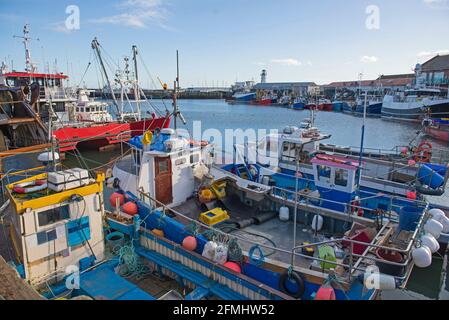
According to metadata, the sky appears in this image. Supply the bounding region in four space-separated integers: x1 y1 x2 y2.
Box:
0 0 448 88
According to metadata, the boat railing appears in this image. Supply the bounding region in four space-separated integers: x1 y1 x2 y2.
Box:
321 143 449 164
269 184 427 223
137 188 427 291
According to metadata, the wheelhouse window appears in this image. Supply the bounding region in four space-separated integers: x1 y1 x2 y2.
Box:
37 205 70 227
317 165 331 181
335 168 348 187
158 159 169 173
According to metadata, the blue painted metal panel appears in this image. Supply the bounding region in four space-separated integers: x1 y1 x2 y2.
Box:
67 216 91 247
79 262 155 300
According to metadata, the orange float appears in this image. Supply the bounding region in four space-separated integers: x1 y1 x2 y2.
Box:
223 262 242 273
109 192 125 207
122 201 138 216
182 236 198 251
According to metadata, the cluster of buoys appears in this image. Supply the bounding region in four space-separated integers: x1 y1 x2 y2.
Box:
198 238 242 274
109 192 138 216
412 209 448 268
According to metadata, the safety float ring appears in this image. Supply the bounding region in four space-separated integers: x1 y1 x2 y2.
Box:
13 180 48 194
279 270 305 299
414 141 432 163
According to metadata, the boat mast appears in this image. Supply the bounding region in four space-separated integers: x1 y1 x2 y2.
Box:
172 50 186 130
132 45 141 121
356 90 368 189
13 24 38 73
91 38 120 114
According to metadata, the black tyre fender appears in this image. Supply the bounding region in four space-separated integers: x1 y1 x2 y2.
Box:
279 271 305 299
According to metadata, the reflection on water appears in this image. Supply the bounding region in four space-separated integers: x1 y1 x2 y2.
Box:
65 99 448 300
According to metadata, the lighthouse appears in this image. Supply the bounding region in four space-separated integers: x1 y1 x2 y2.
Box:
261 69 267 83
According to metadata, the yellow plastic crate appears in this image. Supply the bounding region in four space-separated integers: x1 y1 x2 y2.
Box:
199 208 230 226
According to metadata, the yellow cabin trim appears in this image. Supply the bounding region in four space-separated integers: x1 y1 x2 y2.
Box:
7 173 105 214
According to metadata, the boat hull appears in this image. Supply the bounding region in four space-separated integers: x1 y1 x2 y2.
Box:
55 116 171 152
424 125 449 143
355 102 383 116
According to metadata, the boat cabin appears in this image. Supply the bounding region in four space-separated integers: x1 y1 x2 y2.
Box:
311 154 361 211
75 90 112 123
113 128 212 207
5 169 106 286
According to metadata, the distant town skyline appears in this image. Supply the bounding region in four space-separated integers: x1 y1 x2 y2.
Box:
0 0 448 88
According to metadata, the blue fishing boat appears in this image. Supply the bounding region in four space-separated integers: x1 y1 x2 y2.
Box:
331 101 349 112
292 97 306 110
105 127 448 300
355 96 383 117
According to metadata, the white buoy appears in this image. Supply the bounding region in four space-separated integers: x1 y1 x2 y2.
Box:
424 219 444 239
311 215 324 232
363 272 396 290
421 234 440 254
202 241 217 260
440 216 449 233
412 245 432 268
428 209 445 221
279 206 290 222
37 151 60 162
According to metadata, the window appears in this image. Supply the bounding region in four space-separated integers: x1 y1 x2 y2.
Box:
158 160 169 173
335 168 348 187
317 165 331 181
37 205 70 227
175 158 186 166
190 153 200 164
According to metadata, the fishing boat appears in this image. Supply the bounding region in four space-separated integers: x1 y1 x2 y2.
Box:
2 26 171 154
355 95 383 117
317 99 333 112
229 92 257 104
292 97 306 110
106 125 445 300
382 88 449 122
331 101 347 112
422 117 449 144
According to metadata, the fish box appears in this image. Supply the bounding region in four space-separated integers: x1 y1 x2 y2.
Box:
48 168 90 192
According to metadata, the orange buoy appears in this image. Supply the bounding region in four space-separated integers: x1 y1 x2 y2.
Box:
182 236 197 251
223 262 241 273
151 229 165 237
110 192 125 207
315 286 336 300
122 201 138 216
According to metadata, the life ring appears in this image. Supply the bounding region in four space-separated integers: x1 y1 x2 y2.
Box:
350 198 363 216
13 180 47 194
279 270 305 299
189 140 208 147
414 141 432 163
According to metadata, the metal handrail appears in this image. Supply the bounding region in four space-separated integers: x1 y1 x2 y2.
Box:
136 189 427 286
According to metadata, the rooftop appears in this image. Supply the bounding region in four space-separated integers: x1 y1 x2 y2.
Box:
422 54 449 72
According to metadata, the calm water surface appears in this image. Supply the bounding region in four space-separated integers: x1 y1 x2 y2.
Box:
65 99 448 300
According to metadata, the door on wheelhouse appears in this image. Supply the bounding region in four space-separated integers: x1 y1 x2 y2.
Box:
155 156 173 205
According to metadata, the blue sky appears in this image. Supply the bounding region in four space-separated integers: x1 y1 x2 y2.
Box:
0 0 448 88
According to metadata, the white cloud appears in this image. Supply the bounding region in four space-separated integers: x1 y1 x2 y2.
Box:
423 0 449 9
418 49 449 59
270 58 301 66
360 56 378 63
90 0 168 29
47 21 76 34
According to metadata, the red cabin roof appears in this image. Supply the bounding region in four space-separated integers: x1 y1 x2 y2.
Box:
2 72 68 79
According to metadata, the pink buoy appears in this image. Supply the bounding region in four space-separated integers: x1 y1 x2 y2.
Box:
223 262 242 273
121 201 138 216
109 192 125 207
408 159 416 166
315 286 336 300
406 191 417 200
182 236 198 251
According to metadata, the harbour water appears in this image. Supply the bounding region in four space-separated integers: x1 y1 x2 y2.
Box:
65 99 449 300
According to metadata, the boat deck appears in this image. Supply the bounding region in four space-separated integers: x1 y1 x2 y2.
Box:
172 198 335 270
